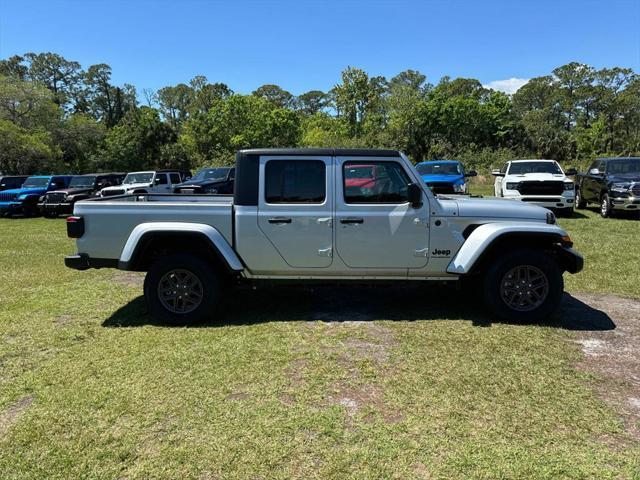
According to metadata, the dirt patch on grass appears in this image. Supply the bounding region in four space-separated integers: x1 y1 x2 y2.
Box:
112 271 144 288
564 293 640 441
0 396 33 438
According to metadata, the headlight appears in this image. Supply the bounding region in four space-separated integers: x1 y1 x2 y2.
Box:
506 182 519 190
611 182 631 193
564 182 575 191
453 184 466 193
17 194 29 200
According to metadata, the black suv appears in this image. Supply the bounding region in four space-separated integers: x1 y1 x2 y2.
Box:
576 157 640 217
174 167 235 194
39 173 123 217
0 175 28 191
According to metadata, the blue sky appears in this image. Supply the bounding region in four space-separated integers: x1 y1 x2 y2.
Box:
1 0 639 95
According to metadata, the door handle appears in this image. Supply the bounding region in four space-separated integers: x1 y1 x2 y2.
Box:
268 217 292 224
340 217 364 224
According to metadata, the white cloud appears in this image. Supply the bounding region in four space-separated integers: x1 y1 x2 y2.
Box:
483 77 529 94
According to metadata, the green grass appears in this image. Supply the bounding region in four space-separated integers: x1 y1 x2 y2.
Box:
0 215 638 479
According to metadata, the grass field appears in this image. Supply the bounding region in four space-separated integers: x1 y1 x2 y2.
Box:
0 202 639 479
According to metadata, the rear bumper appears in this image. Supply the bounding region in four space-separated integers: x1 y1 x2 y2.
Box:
65 254 118 270
39 202 73 215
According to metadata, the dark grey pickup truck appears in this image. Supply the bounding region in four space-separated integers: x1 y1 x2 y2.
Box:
575 157 640 217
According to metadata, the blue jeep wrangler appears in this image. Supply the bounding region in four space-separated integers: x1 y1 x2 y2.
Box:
0 175 72 217
415 160 477 194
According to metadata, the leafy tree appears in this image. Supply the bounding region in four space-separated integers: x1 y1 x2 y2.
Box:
295 90 328 115
157 83 193 130
85 64 136 127
23 52 83 111
0 119 60 174
97 107 176 171
252 84 295 109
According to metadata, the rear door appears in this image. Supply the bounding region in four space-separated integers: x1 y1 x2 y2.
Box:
335 157 430 269
258 156 333 268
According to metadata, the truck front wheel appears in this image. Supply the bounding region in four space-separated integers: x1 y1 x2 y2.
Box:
482 249 563 322
144 253 221 325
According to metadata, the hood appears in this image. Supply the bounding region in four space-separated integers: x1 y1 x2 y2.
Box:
49 187 94 196
1 186 47 196
176 178 224 188
608 173 640 183
422 173 465 184
506 172 566 181
454 196 550 221
104 183 149 190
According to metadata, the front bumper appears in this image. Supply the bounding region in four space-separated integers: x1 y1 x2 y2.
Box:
0 202 24 214
65 254 118 270
39 202 73 215
610 195 640 211
505 194 574 209
556 247 584 274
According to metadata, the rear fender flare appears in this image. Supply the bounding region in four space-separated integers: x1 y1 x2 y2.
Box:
119 222 243 272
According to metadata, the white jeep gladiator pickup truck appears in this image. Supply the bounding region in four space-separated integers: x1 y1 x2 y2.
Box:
65 148 583 324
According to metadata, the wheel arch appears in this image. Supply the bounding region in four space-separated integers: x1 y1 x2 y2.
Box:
447 223 576 275
119 223 244 274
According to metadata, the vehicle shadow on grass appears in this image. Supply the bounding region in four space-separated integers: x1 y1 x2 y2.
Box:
102 285 615 332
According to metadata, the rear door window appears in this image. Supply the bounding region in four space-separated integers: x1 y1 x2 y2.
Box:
169 173 181 184
265 160 326 204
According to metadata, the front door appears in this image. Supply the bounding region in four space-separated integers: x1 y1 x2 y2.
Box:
258 156 333 268
335 158 430 269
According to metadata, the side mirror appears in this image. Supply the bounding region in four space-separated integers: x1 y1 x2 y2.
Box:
407 183 422 208
465 170 478 177
491 169 504 177
589 168 600 176
565 167 577 176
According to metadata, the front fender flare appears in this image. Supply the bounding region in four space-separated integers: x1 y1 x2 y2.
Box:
119 222 244 271
446 223 569 274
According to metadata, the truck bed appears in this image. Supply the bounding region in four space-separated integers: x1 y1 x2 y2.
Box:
74 194 234 260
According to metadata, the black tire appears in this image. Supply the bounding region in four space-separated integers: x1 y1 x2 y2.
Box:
143 253 221 325
600 193 612 218
43 212 58 219
575 188 586 209
482 248 564 323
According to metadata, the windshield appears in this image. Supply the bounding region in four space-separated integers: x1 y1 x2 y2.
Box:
607 158 640 175
344 166 374 179
416 162 462 175
508 162 562 175
69 176 96 188
123 173 153 184
22 177 50 188
192 168 229 182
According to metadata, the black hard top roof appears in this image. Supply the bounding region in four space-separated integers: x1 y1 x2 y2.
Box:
597 156 640 161
239 148 402 157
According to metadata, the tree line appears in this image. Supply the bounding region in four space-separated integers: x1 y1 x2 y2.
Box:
1 52 638 176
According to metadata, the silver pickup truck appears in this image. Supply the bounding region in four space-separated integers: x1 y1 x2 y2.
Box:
65 148 583 324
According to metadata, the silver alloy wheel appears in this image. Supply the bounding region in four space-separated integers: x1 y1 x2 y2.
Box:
601 197 608 216
500 265 549 312
157 269 204 314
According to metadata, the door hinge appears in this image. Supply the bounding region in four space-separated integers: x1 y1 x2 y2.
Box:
318 247 333 257
414 248 429 257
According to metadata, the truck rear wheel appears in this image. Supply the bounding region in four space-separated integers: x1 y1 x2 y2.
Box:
144 253 221 325
482 249 563 322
